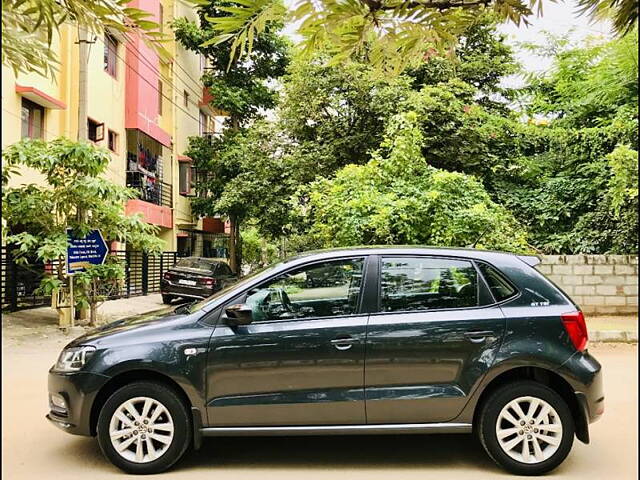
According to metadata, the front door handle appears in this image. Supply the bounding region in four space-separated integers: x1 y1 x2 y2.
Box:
463 331 494 343
330 336 355 351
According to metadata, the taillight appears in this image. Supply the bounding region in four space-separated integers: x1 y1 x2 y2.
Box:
200 277 216 286
561 310 588 351
163 272 173 280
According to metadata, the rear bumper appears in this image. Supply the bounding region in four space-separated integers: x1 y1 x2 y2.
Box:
557 349 604 443
161 279 215 299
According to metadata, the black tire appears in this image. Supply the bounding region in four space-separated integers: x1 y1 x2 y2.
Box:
477 380 575 476
162 294 174 304
97 381 191 474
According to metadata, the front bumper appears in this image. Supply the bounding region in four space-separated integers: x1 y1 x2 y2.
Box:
161 279 215 299
46 368 110 436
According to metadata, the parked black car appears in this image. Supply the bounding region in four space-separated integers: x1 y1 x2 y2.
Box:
160 257 236 304
47 247 602 476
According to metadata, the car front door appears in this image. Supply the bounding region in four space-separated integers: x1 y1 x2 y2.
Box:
205 256 370 426
364 255 506 424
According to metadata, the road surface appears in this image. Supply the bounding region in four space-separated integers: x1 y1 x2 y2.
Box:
2 334 637 480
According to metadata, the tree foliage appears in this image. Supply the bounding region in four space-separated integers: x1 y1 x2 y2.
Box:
172 0 289 126
200 0 637 74
2 138 163 323
299 112 529 251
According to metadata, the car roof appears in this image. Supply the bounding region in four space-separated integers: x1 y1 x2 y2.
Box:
280 245 530 265
178 257 228 264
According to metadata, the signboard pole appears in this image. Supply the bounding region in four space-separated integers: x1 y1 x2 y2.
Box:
69 274 75 328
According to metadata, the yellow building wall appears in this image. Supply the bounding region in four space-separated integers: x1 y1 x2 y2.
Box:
2 2 208 253
168 0 204 234
2 25 127 188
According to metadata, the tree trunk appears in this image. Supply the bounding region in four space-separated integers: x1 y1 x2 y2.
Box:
228 215 238 273
90 303 98 327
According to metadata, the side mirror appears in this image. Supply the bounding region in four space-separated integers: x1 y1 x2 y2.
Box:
224 303 253 326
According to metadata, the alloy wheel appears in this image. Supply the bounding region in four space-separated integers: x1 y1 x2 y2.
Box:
109 396 175 463
495 395 563 464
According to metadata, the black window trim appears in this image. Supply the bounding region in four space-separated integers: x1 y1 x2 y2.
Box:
473 260 522 306
219 255 370 325
372 254 517 316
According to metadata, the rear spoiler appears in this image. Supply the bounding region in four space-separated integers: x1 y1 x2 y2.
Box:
518 255 541 267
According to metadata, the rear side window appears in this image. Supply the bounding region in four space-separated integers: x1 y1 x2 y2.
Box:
477 263 517 302
380 257 479 312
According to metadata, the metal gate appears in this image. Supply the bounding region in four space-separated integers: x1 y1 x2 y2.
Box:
1 246 180 311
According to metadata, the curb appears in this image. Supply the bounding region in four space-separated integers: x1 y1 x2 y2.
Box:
590 330 638 343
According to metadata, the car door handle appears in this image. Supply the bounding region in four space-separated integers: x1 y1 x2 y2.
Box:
330 337 355 351
463 331 494 343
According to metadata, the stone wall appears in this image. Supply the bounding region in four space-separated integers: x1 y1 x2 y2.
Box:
536 255 638 315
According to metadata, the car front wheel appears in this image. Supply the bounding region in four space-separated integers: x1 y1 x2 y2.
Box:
478 380 575 476
97 381 191 474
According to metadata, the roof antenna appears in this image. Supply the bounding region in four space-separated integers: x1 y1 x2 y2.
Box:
470 225 491 249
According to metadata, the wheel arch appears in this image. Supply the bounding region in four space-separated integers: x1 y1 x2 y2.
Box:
89 369 193 436
471 366 589 444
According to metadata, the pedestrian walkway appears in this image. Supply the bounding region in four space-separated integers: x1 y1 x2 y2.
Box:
586 314 638 342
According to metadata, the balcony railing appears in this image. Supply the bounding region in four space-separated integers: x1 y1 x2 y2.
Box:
126 171 173 208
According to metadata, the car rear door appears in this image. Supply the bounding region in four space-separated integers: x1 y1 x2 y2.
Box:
205 256 371 426
364 255 506 424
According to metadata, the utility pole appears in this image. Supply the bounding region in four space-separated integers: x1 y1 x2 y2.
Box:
77 25 89 141
62 24 91 327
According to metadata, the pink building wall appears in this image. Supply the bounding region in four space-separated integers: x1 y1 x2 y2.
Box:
125 0 171 147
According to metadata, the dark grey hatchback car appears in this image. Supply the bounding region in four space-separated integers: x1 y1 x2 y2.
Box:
47 247 603 476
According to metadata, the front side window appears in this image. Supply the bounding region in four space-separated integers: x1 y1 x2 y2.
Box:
21 99 44 139
245 258 365 322
380 257 479 312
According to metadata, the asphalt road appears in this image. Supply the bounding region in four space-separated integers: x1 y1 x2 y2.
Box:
2 337 637 480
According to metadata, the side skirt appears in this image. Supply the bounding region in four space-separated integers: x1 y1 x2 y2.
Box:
200 423 472 437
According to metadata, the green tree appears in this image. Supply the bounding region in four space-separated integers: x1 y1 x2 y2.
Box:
173 0 289 271
298 112 529 251
2 0 169 78
200 0 637 73
522 29 638 127
2 138 163 325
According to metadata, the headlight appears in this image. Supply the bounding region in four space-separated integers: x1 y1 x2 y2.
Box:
55 346 96 372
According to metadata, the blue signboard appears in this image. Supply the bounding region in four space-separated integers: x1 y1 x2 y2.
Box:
66 229 108 274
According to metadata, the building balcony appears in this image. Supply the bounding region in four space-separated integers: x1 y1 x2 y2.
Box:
126 171 172 208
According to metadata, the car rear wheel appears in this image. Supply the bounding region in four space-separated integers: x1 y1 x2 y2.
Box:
477 380 574 476
162 294 174 304
97 381 191 474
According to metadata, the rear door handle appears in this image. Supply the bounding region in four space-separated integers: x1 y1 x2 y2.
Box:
331 336 355 351
463 331 494 343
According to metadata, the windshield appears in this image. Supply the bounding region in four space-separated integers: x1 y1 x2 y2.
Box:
175 258 216 270
187 262 282 313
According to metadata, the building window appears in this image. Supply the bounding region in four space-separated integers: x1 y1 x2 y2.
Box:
108 130 118 152
183 90 189 108
21 98 44 139
88 118 104 142
158 80 163 116
104 34 118 78
199 111 210 135
179 161 192 195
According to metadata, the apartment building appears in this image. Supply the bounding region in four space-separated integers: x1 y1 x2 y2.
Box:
1 0 228 257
